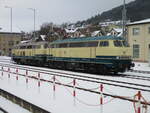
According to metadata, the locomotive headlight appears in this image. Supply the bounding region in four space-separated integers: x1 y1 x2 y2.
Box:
116 56 120 59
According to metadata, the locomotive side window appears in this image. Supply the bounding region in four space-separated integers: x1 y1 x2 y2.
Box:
32 45 36 49
99 41 109 47
122 41 129 47
36 45 41 49
51 41 98 48
114 40 122 47
49 44 54 48
55 44 59 48
59 43 68 48
44 44 48 48
87 41 98 47
69 42 87 47
20 46 26 49
27 45 32 49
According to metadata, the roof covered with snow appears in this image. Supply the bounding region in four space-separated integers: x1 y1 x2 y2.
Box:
127 18 150 26
40 35 46 41
112 28 122 33
65 28 78 33
91 30 101 37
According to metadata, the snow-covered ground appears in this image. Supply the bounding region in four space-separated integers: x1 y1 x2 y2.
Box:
0 56 150 113
133 62 150 71
0 96 31 113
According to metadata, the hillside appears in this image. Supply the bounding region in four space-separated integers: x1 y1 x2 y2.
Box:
81 0 150 25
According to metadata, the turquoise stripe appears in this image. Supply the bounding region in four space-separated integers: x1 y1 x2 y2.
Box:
46 56 131 65
96 56 117 59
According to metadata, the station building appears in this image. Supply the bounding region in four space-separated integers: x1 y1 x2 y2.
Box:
0 31 22 56
127 18 150 62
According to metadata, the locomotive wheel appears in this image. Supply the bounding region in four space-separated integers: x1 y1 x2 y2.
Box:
98 65 108 75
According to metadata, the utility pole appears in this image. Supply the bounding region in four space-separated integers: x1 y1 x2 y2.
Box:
28 8 36 38
5 6 12 32
122 0 127 40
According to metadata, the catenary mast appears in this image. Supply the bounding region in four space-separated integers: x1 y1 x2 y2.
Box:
122 0 127 41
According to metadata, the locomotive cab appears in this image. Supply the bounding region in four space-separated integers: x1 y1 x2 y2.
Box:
95 38 133 73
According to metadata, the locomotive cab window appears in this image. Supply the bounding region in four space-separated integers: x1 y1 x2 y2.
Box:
114 40 122 47
99 41 109 47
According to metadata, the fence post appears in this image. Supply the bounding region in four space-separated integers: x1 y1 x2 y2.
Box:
100 84 103 105
26 70 28 84
100 84 104 113
38 72 40 87
73 79 76 97
1 66 3 76
8 67 10 78
53 75 55 91
137 91 141 113
16 68 18 80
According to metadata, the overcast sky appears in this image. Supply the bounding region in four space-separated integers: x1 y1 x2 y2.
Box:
0 0 134 32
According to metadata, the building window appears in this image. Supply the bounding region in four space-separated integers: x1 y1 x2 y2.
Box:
132 28 140 35
133 44 140 58
16 41 20 44
8 41 14 46
148 27 150 34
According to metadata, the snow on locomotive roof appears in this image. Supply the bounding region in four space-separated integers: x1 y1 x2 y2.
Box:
52 36 125 44
15 41 48 47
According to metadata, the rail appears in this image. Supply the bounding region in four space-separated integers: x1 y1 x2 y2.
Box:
0 107 8 113
0 89 51 113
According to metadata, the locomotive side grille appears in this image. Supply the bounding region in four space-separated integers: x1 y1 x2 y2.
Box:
120 56 131 59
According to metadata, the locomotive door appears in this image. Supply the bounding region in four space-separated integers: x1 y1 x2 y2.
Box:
32 45 35 56
148 44 150 66
90 47 96 58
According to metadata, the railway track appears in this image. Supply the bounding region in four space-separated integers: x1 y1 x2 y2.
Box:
0 63 150 93
0 107 8 113
0 60 150 81
0 62 150 106
0 89 50 113
129 70 150 74
1 61 150 81
118 73 150 81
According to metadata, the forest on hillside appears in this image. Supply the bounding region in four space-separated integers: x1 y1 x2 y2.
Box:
77 0 150 25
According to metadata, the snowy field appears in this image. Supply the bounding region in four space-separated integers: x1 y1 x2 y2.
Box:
0 56 150 113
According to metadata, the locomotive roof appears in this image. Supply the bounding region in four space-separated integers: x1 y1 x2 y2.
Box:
16 41 47 46
51 36 125 44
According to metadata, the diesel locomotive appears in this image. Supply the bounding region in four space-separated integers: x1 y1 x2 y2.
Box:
12 36 134 74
